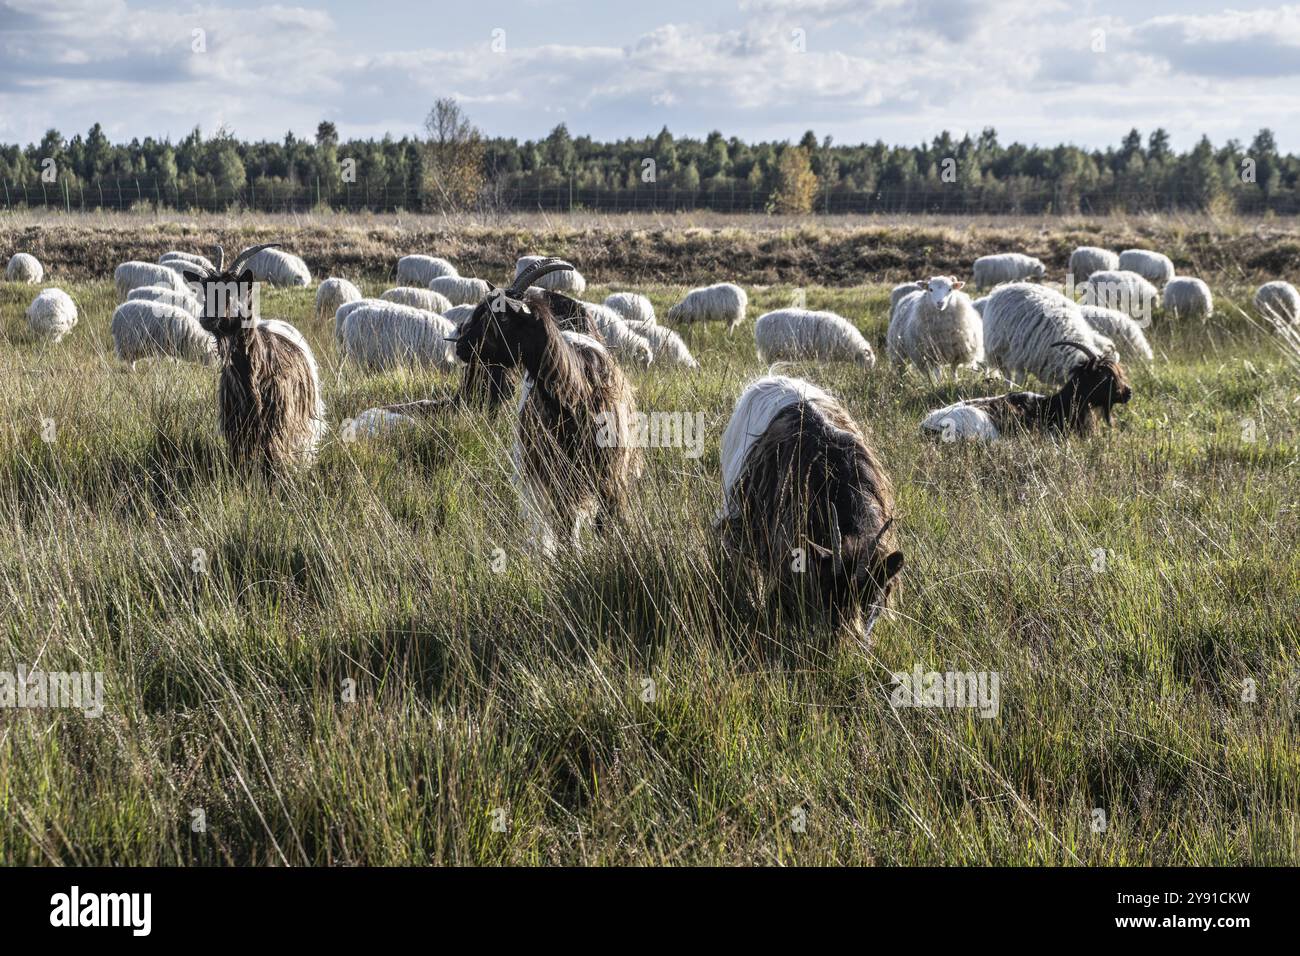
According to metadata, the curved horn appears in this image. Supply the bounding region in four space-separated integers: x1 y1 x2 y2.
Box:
228 242 281 275
1051 339 1098 361
508 257 574 296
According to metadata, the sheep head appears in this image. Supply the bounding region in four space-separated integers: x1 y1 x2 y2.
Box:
183 242 278 337
453 258 577 367
924 275 964 311
1052 340 1133 423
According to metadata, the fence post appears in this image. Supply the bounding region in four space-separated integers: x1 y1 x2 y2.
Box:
64 178 70 213
2 179 8 209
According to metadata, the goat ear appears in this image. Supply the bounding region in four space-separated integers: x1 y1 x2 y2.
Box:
874 551 904 585
238 268 254 285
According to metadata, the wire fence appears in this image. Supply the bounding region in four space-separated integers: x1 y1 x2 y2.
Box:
3 177 1298 216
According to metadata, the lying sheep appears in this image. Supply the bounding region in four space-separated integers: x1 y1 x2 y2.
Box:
1076 270 1159 323
1162 276 1213 321
429 275 490 306
381 286 453 314
603 292 656 325
1255 281 1300 325
110 299 217 366
127 285 203 319
755 308 876 370
666 282 748 331
886 277 983 379
341 302 458 373
26 289 78 343
114 261 188 301
515 255 586 297
6 252 44 284
982 283 1115 386
244 247 311 288
1067 246 1119 285
315 277 363 322
397 255 457 286
972 253 1046 290
1118 249 1175 285
624 319 698 369
1079 306 1154 363
583 302 654 368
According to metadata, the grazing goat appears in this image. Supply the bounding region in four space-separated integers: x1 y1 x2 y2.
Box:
718 375 903 641
921 341 1131 441
454 257 641 554
182 244 327 476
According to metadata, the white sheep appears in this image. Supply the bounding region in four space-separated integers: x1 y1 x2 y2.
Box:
1254 281 1300 325
381 286 453 314
158 250 216 273
110 299 217 366
341 302 458 373
889 282 920 319
6 252 44 284
429 275 490 306
26 289 78 343
347 408 417 438
981 283 1115 386
515 255 587 296
243 247 311 288
1067 246 1119 285
623 319 698 369
127 285 203 319
754 308 876 370
972 295 989 317
334 297 384 344
1079 305 1154 363
603 292 656 325
886 277 983 380
1118 249 1175 285
666 282 748 330
315 277 363 321
583 302 654 368
444 304 476 327
972 253 1046 290
114 261 188 301
397 255 458 286
1076 270 1159 322
1162 276 1213 321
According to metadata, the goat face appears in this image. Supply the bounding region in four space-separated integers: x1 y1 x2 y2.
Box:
454 287 543 368
1055 340 1132 424
806 511 904 637
183 242 280 338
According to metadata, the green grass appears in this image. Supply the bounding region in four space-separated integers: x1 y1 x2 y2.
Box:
0 269 1297 865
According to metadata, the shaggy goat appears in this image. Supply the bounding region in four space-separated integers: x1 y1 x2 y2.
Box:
515 255 587 297
755 309 876 370
886 276 983 379
921 341 1131 441
717 374 903 641
397 255 457 286
624 319 698 369
982 283 1116 386
1162 276 1214 321
115 261 188 301
6 252 43 284
1255 281 1300 325
111 300 217 366
1118 249 1175 285
666 282 748 331
454 257 640 554
381 286 453 314
972 253 1046 290
316 277 363 321
603 292 656 325
1079 305 1154 363
1067 246 1119 284
430 275 491 306
1075 270 1159 323
26 288 77 343
341 302 457 373
182 244 327 475
243 247 311 288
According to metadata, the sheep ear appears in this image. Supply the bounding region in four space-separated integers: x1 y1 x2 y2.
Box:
914 280 927 290
952 280 965 290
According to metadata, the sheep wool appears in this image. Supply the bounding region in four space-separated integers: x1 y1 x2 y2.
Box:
583 302 654 368
603 292 656 325
886 277 983 378
26 288 78 343
334 298 384 343
973 295 990 317
981 282 1115 386
754 308 876 370
244 248 311 288
624 319 698 369
159 251 216 273
890 282 920 319
1118 249 1175 285
114 261 188 301
972 253 1046 290
665 282 748 330
515 255 587 296
315 277 363 321
429 275 490 306
1076 270 1159 322
1067 246 1119 284
110 299 217 366
1162 276 1214 321
1079 306 1154 363
1254 281 1300 325
6 252 44 284
349 408 417 438
381 286 453 314
397 255 458 286
127 285 203 319
341 302 458 373
444 304 476 328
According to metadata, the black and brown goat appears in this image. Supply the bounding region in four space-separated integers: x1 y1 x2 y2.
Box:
183 244 327 476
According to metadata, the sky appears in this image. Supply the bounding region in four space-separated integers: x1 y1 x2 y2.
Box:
1 0 1298 151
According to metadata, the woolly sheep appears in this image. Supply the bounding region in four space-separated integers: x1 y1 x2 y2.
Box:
334 297 384 343
666 282 748 330
1076 270 1159 323
603 292 656 325
889 282 919 319
26 288 78 343
348 408 417 438
381 286 453 314
515 255 587 297
624 319 698 369
127 285 203 319
243 247 311 288
1079 306 1154 363
886 277 983 379
429 275 490 306
397 255 458 286
114 261 188 301
973 295 989 317
583 302 654 368
981 283 1115 386
444 304 476 327
1067 246 1119 285
1162 276 1214 321
159 250 216 273
313 277 363 322
1254 281 1300 325
341 302 458 373
972 253 1046 290
6 252 43 284
1118 249 1175 285
754 308 876 370
110 299 216 366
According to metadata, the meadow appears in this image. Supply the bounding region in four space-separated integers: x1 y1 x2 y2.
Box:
0 212 1297 865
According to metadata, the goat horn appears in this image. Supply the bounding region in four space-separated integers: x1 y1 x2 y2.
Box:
212 245 225 274
1051 339 1098 361
228 242 281 275
508 257 574 297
